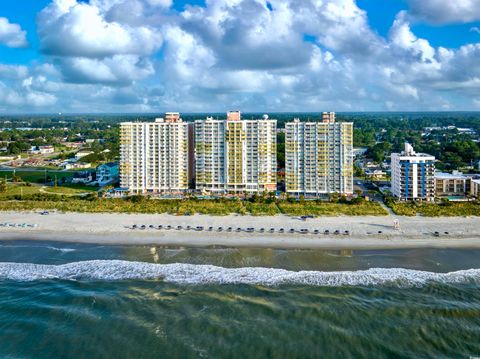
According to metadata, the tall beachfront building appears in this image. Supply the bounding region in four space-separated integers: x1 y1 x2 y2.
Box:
285 112 354 197
195 111 277 194
120 113 194 194
391 143 435 202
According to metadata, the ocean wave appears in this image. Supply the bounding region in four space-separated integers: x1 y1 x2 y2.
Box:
46 246 77 253
0 244 76 253
0 260 479 287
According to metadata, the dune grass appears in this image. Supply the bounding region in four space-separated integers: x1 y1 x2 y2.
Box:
387 200 480 217
277 201 388 216
0 191 389 216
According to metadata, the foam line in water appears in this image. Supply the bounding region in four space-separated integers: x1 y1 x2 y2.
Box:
0 260 479 287
46 246 77 253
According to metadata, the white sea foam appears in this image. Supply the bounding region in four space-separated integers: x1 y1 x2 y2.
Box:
46 246 77 253
0 260 479 287
0 244 76 253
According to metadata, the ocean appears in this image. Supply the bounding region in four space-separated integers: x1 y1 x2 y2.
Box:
0 241 479 358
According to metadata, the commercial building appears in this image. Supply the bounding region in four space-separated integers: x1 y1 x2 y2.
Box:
285 112 353 197
195 111 277 194
391 143 435 201
120 113 194 195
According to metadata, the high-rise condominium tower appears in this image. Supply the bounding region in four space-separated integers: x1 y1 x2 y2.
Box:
285 112 353 196
120 113 194 194
391 143 435 202
195 111 277 194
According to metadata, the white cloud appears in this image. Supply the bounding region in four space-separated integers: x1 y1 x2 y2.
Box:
59 55 155 85
0 79 57 109
37 0 164 87
407 0 480 24
25 91 57 107
145 0 172 7
38 0 163 58
0 64 29 80
0 17 28 48
3 0 480 113
389 12 436 62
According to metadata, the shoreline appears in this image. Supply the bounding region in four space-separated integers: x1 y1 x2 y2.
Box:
0 211 479 250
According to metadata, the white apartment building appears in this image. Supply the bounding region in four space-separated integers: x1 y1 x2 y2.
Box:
194 117 226 192
391 143 435 201
285 112 354 197
120 113 193 194
195 111 277 194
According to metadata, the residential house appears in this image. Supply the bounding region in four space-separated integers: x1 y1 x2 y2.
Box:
96 162 119 186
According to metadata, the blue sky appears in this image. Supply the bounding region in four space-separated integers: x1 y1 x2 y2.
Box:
0 0 480 113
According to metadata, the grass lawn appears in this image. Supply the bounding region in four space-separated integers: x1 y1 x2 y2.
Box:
0 170 75 183
56 184 99 192
0 184 44 198
43 186 95 195
0 184 92 199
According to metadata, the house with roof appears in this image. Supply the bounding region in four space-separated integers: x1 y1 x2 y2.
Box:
96 162 119 186
72 171 96 184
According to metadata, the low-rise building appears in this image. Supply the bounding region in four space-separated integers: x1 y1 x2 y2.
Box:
0 155 20 161
72 171 96 184
60 142 83 149
62 162 91 170
435 171 472 200
96 162 119 186
391 143 435 202
353 147 368 157
366 169 387 180
471 179 480 198
28 145 55 155
75 151 94 160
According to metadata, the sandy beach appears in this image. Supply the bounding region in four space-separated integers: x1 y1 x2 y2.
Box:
0 211 479 249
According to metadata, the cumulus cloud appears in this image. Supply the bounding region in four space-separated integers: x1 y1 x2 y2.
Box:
406 0 480 24
3 0 480 112
38 0 163 58
58 55 155 85
156 0 425 111
0 17 28 48
145 0 172 7
37 0 163 86
0 79 57 109
0 64 29 80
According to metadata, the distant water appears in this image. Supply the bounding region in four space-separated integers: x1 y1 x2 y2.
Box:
1 241 480 358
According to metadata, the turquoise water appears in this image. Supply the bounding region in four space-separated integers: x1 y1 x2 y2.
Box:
1 241 480 358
